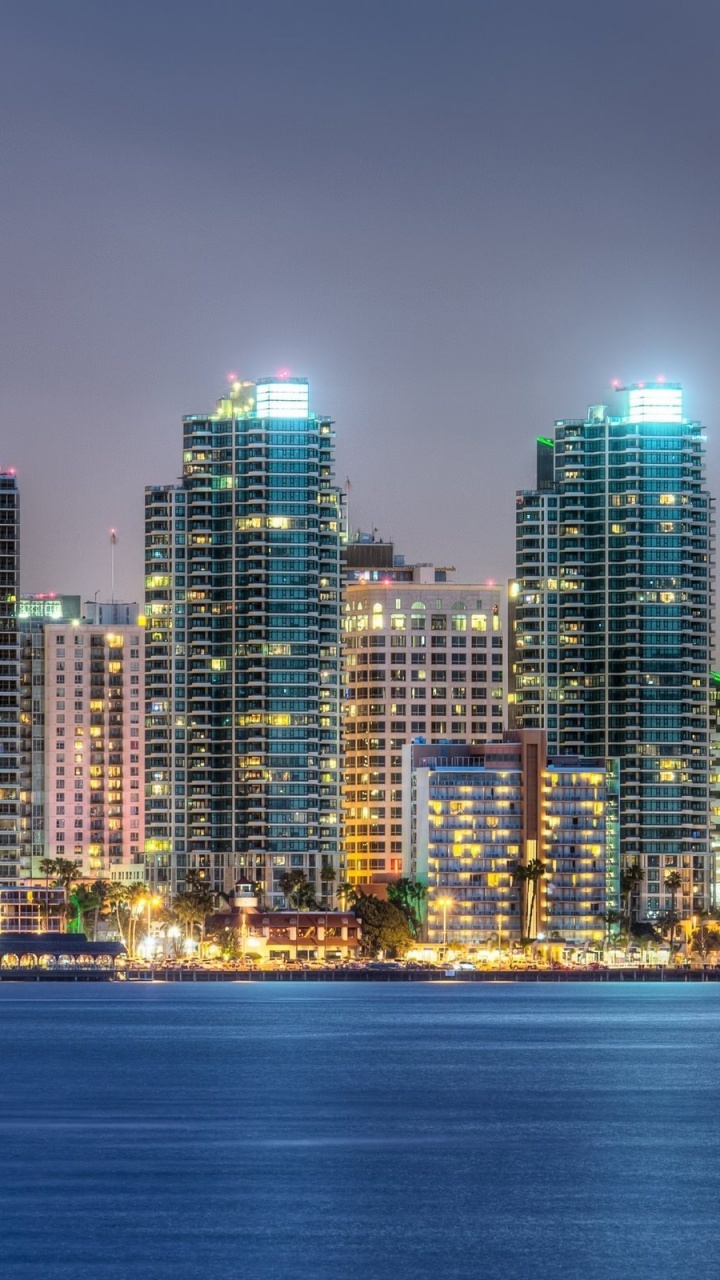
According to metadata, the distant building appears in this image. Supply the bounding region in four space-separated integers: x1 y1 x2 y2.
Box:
19 595 81 624
0 884 65 933
404 731 619 949
511 383 713 919
345 532 453 585
83 602 139 626
343 564 503 887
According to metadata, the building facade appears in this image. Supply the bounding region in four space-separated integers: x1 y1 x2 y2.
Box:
710 670 720 906
144 376 343 903
343 569 503 886
43 619 145 879
511 383 713 919
0 472 20 885
404 732 619 949
18 594 82 877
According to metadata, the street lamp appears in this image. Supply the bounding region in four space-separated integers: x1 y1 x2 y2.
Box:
136 895 161 960
437 897 453 951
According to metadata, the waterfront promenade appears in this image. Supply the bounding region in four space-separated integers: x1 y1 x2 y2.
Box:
2 965 720 983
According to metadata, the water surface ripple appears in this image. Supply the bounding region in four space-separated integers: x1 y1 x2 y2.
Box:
0 983 718 1280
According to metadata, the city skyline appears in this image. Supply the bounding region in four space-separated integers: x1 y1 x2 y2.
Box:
6 369 718 609
3 2 720 600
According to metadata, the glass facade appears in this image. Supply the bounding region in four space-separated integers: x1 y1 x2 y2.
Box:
512 383 713 918
0 474 20 884
144 378 343 902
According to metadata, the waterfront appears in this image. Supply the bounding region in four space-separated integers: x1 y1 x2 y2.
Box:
1 984 720 1280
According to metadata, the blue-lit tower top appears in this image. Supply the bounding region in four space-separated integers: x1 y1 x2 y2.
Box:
144 374 343 903
513 378 713 922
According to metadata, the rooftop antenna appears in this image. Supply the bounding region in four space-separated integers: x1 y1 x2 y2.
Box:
110 529 117 603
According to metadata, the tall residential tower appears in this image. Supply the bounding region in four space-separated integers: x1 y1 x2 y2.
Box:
145 377 343 903
511 382 713 919
0 471 20 885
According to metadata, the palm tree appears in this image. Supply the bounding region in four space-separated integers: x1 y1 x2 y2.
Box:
43 858 82 931
39 857 57 929
602 909 622 950
126 882 151 957
278 870 317 910
337 881 359 908
69 883 101 936
525 859 546 939
512 859 546 939
88 879 113 941
664 870 683 956
107 881 131 949
173 892 210 943
387 878 427 938
319 863 337 906
620 862 644 929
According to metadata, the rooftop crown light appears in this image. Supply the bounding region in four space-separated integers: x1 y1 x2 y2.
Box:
255 378 309 420
623 382 683 424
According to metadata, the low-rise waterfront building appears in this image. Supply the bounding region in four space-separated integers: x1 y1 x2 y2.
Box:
0 884 65 932
206 904 362 961
404 730 619 949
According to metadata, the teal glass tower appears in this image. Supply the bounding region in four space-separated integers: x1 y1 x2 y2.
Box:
144 377 343 902
0 471 20 885
512 383 713 920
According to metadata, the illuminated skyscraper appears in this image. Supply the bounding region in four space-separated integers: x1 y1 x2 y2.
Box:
511 382 714 920
0 471 20 885
144 377 343 903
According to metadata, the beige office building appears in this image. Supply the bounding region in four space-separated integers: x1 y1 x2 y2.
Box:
44 620 145 879
343 567 504 887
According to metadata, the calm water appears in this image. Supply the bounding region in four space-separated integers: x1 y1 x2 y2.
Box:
0 982 719 1280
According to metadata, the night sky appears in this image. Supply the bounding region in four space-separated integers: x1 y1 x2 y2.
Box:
2 0 720 601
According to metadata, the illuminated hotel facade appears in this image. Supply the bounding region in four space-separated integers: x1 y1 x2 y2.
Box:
342 569 503 887
144 377 343 903
405 732 619 948
511 382 713 919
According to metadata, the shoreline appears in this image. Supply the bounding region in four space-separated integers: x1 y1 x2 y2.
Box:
1 965 718 984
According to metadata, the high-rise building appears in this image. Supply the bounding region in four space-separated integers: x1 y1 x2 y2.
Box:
343 563 503 887
144 376 343 903
710 670 720 906
18 594 82 877
43 618 145 879
0 472 20 885
511 382 713 920
404 731 619 949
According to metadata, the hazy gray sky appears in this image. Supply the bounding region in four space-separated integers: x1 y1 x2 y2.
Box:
2 0 720 599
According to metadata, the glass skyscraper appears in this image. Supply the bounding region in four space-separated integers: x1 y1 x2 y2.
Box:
144 377 343 903
511 382 713 920
0 471 20 885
